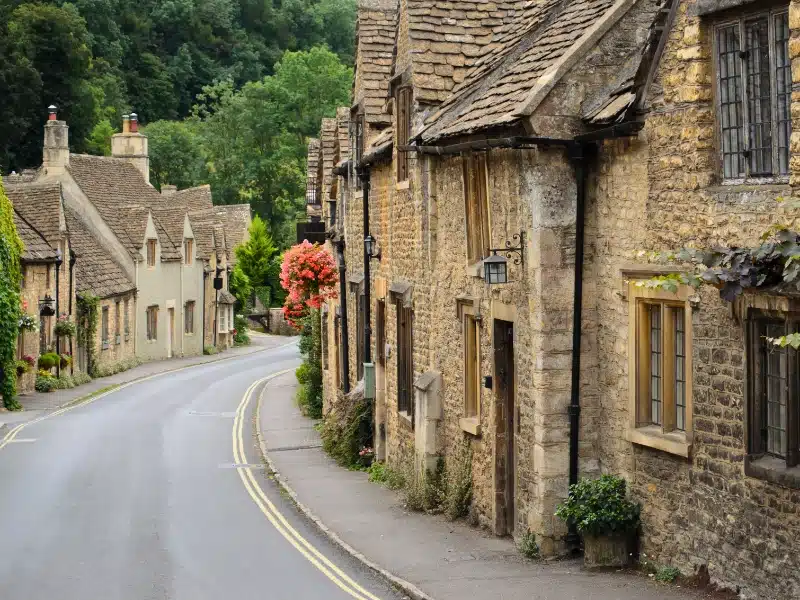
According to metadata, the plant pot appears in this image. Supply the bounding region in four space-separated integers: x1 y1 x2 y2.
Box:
583 531 635 568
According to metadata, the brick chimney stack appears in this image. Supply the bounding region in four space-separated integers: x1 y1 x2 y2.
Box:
111 111 150 184
43 105 69 175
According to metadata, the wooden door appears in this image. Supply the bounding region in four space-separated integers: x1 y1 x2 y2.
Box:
494 319 516 535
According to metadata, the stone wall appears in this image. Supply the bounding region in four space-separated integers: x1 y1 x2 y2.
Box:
94 293 136 370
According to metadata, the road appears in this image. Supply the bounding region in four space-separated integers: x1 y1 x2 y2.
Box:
0 340 405 600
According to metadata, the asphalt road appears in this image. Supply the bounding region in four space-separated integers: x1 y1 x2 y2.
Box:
0 341 406 600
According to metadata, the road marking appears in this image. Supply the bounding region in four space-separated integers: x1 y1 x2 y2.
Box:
0 339 298 453
188 411 237 418
218 462 267 469
233 373 383 600
6 438 37 443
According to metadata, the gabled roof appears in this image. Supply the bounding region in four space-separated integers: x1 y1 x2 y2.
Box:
172 184 214 213
420 0 630 141
355 0 398 124
151 207 186 261
13 210 58 262
335 107 351 166
320 118 338 197
403 0 531 104
191 219 215 260
363 127 394 165
64 207 135 298
213 204 251 260
5 182 63 247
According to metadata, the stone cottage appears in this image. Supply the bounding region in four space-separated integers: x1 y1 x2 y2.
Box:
311 0 800 596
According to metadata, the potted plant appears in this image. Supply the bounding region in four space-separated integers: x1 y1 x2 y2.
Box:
555 474 640 568
358 446 375 468
18 314 38 332
54 315 76 338
15 359 30 376
22 354 36 369
60 353 72 369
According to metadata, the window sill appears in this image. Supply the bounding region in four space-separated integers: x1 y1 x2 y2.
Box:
396 180 410 191
745 455 800 489
460 417 481 437
626 425 691 458
465 261 483 279
398 410 413 429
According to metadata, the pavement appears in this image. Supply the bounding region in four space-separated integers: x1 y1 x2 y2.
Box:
259 368 704 600
0 336 407 600
0 332 288 432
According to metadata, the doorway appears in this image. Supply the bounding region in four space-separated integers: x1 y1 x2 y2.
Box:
493 319 516 535
168 308 175 358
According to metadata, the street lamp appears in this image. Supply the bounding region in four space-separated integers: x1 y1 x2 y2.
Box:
483 231 525 285
364 235 381 261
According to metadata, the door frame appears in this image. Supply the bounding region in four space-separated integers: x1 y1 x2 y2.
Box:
167 307 175 358
492 314 517 537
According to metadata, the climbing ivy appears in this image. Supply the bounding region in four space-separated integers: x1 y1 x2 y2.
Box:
76 293 99 377
0 175 23 410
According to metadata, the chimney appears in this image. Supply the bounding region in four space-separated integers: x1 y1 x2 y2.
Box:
161 184 177 196
43 105 69 175
111 111 150 184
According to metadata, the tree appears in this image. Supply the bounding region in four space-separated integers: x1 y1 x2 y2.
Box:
229 263 253 308
234 215 279 304
144 119 205 190
85 119 117 155
0 175 23 410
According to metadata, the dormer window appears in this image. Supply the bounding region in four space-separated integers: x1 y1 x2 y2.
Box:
184 238 193 266
715 10 790 181
146 239 157 267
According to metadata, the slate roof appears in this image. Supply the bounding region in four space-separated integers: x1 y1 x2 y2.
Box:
191 219 216 260
213 205 251 259
172 184 214 213
150 208 185 261
355 0 398 124
404 0 532 104
320 118 338 198
362 127 394 165
13 210 58 262
335 107 351 166
64 207 136 298
420 0 623 141
67 154 182 259
218 290 236 305
5 182 63 247
306 139 321 203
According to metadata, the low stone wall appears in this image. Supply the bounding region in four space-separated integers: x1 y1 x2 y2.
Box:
265 308 296 336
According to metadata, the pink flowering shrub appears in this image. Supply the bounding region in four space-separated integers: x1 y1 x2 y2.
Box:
280 241 338 327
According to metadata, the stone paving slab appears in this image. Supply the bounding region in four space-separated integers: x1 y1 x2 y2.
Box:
0 333 296 431
259 370 703 600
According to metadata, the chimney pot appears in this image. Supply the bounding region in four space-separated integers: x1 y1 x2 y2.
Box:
48 105 58 121
130 113 139 133
122 114 130 134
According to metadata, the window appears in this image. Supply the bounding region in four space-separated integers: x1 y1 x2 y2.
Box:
396 87 412 182
334 314 342 389
747 315 800 469
354 114 365 190
184 238 193 265
307 179 319 206
219 305 227 332
147 239 157 267
376 300 386 367
124 299 130 339
715 10 790 180
185 301 195 334
101 306 109 347
464 315 480 419
627 282 693 456
146 305 158 340
463 152 491 263
114 301 121 341
356 292 365 380
397 303 414 416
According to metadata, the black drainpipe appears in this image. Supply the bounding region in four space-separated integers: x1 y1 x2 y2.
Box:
336 239 351 393
359 166 372 367
69 250 76 375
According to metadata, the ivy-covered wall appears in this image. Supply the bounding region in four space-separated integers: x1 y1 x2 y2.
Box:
0 175 24 409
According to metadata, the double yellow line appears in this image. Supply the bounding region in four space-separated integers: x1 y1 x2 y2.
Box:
233 373 382 600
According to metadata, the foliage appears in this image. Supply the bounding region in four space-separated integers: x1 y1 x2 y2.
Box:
38 353 60 371
555 475 640 537
234 215 278 304
84 119 117 156
21 354 35 367
518 531 541 560
0 0 356 173
655 566 681 583
320 392 373 469
18 314 37 331
367 462 406 490
0 175 23 410
229 263 253 309
443 441 473 521
92 356 140 378
15 359 30 376
203 345 218 355
143 119 205 190
295 310 323 417
60 353 72 368
76 293 99 377
54 315 77 338
404 457 446 513
233 314 250 346
280 241 338 327
35 373 57 393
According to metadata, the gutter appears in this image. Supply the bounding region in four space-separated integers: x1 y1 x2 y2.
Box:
398 122 641 551
69 249 76 375
336 239 351 394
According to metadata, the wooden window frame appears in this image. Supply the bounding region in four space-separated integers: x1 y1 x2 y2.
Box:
396 301 414 419
396 87 412 183
376 300 386 367
114 300 121 341
461 305 482 436
627 282 693 457
462 152 491 264
124 298 130 340
184 239 193 265
146 239 157 268
146 305 158 341
185 301 195 335
101 306 110 348
356 291 365 380
713 8 791 182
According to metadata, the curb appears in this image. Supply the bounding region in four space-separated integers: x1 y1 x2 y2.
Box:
254 375 436 600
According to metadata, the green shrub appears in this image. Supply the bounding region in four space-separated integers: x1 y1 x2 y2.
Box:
555 474 640 537
15 359 30 376
404 458 445 513
94 356 141 378
37 353 59 370
233 315 250 346
367 461 406 489
35 374 56 393
518 531 540 559
444 440 473 521
321 394 373 468
203 345 218 355
296 362 311 384
655 566 681 583
72 372 92 386
52 375 76 390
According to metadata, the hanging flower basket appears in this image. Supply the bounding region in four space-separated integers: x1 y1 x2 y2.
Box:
54 315 76 338
19 314 38 331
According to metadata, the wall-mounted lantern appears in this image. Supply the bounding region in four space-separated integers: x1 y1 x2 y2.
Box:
364 234 381 261
483 231 525 285
39 294 55 316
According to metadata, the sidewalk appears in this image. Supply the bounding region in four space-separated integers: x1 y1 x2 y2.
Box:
0 333 296 432
259 371 702 600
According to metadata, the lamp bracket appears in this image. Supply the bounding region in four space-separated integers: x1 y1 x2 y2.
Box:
489 231 525 266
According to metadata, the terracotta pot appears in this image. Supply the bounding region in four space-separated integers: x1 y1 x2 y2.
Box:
583 531 635 568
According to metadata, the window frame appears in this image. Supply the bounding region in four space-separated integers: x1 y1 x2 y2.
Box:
461 309 482 435
146 305 158 341
146 238 157 268
101 306 110 348
185 300 195 335
627 282 693 457
356 291 365 380
396 87 412 183
462 152 491 264
124 298 130 340
713 7 791 183
114 300 121 342
396 301 414 419
184 238 193 266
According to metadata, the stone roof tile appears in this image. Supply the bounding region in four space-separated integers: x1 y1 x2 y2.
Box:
13 210 58 262
355 0 399 124
5 182 63 247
